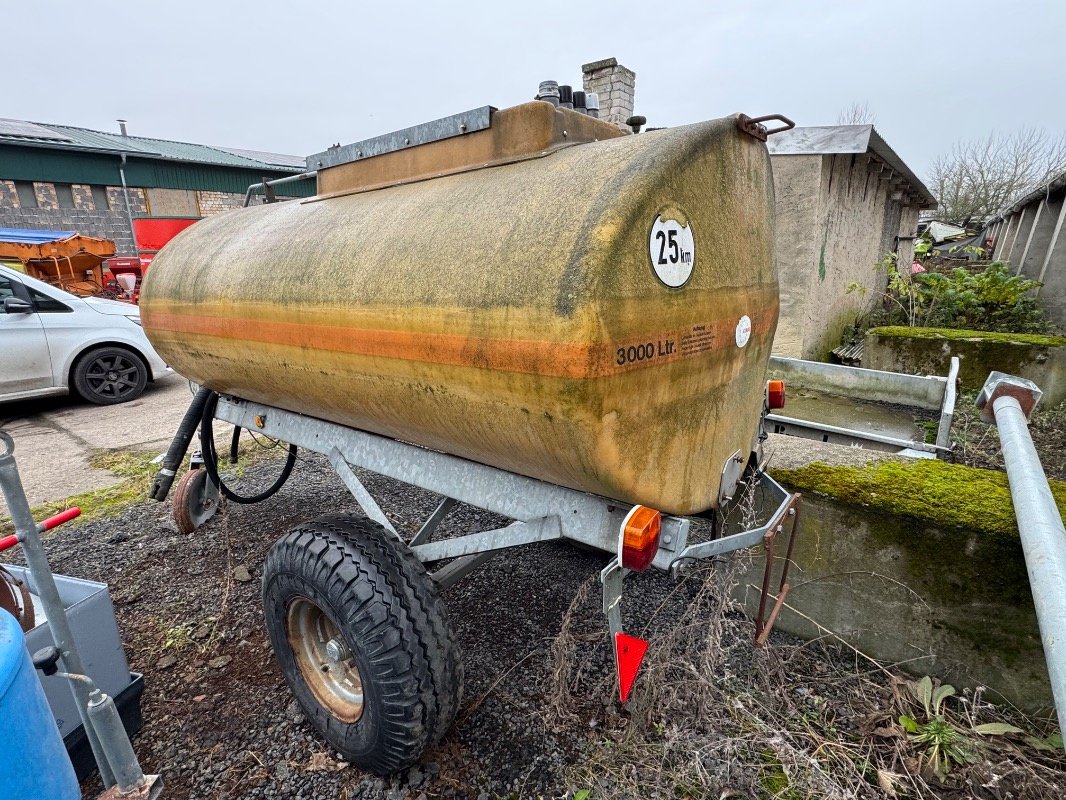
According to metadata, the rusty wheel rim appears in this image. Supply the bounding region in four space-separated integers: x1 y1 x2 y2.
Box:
286 597 364 723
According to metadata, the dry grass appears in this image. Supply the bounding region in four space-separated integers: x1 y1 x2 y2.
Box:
553 558 1065 799
950 393 1066 482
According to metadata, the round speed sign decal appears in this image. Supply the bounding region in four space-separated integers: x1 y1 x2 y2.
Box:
648 214 695 287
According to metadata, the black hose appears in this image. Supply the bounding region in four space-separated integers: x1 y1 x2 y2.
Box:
149 386 213 501
201 391 297 504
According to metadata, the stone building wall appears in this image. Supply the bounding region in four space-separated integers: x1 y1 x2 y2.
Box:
197 190 253 215
0 205 137 255
0 180 145 254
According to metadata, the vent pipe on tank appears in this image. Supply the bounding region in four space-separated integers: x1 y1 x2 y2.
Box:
585 93 600 118
537 81 560 106
558 85 573 110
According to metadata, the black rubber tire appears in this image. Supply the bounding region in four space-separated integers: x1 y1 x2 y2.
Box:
72 346 148 405
263 513 462 775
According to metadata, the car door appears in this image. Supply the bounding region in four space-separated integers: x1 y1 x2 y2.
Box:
0 271 54 395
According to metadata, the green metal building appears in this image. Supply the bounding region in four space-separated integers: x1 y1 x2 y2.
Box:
0 117 312 255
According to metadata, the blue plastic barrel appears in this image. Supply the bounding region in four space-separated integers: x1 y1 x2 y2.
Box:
0 608 81 800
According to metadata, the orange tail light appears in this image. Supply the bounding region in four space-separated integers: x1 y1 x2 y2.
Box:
767 379 786 410
620 505 662 572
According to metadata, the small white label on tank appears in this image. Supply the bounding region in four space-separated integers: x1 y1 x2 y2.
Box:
649 215 695 287
735 315 752 347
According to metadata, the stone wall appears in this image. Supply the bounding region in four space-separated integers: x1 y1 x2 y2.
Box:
197 190 252 216
0 205 137 255
581 58 635 131
0 179 257 254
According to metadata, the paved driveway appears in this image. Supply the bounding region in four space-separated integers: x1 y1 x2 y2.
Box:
0 373 191 513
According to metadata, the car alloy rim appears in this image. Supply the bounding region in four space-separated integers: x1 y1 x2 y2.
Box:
85 354 139 399
287 596 365 722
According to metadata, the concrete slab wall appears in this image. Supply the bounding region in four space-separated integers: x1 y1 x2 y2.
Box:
1020 197 1062 279
995 185 1066 327
768 155 822 357
772 152 918 360
1006 205 1035 265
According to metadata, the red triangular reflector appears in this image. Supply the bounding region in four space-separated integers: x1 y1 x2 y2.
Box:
614 632 649 703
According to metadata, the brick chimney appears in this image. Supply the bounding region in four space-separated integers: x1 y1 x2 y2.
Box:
581 58 635 131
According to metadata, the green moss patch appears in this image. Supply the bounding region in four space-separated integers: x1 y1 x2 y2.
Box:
770 459 1066 538
869 326 1066 348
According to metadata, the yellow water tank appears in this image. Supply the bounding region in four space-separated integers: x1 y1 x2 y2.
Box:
141 102 778 515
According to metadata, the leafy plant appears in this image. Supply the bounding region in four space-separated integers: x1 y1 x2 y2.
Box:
899 677 975 780
857 257 1051 334
899 676 1025 781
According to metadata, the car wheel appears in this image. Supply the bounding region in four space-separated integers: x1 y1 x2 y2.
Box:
73 346 149 405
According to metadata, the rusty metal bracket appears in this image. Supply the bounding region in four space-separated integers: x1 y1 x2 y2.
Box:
736 113 796 142
753 493 802 646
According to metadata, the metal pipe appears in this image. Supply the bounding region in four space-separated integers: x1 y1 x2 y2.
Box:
88 688 146 792
0 432 116 787
242 170 317 207
118 153 142 264
988 392 1066 741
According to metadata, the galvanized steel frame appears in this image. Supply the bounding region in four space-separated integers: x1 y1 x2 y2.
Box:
212 395 786 571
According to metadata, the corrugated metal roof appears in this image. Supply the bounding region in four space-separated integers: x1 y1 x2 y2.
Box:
0 119 73 142
215 146 307 170
993 166 1066 221
767 124 937 208
0 117 304 172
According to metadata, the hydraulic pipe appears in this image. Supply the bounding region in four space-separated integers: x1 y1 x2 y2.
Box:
979 375 1066 749
149 385 211 501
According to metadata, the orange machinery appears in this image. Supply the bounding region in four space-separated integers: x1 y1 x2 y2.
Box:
0 229 116 296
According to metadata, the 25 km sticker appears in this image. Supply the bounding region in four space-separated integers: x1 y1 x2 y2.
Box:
649 214 695 288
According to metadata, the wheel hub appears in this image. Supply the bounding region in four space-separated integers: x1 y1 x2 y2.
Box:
287 597 364 723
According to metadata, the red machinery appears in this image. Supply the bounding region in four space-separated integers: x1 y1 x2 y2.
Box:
102 217 200 303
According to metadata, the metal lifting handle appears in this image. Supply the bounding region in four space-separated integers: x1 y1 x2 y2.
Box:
977 373 1066 750
736 113 796 142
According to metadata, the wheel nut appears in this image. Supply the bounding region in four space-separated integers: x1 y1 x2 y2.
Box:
325 638 351 663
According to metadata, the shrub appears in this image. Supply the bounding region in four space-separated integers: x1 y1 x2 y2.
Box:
867 257 1050 334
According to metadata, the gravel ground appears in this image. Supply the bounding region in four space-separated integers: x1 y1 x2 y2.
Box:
27 454 736 799
20 447 1064 799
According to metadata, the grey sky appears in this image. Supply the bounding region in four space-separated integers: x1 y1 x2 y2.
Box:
6 1 1064 183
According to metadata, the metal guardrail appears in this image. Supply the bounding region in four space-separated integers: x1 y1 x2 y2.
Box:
766 356 960 457
977 372 1066 749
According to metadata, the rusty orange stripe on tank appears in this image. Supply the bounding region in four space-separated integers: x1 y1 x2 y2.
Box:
145 308 777 379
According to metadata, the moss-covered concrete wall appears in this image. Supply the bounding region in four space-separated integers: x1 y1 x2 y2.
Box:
864 326 1066 405
760 458 1066 709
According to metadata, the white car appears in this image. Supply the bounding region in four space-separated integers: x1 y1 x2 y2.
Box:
0 264 171 405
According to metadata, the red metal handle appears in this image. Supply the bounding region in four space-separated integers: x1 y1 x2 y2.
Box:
0 534 20 553
39 507 81 531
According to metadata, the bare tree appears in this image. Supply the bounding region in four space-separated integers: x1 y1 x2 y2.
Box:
836 101 876 126
927 129 1066 226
